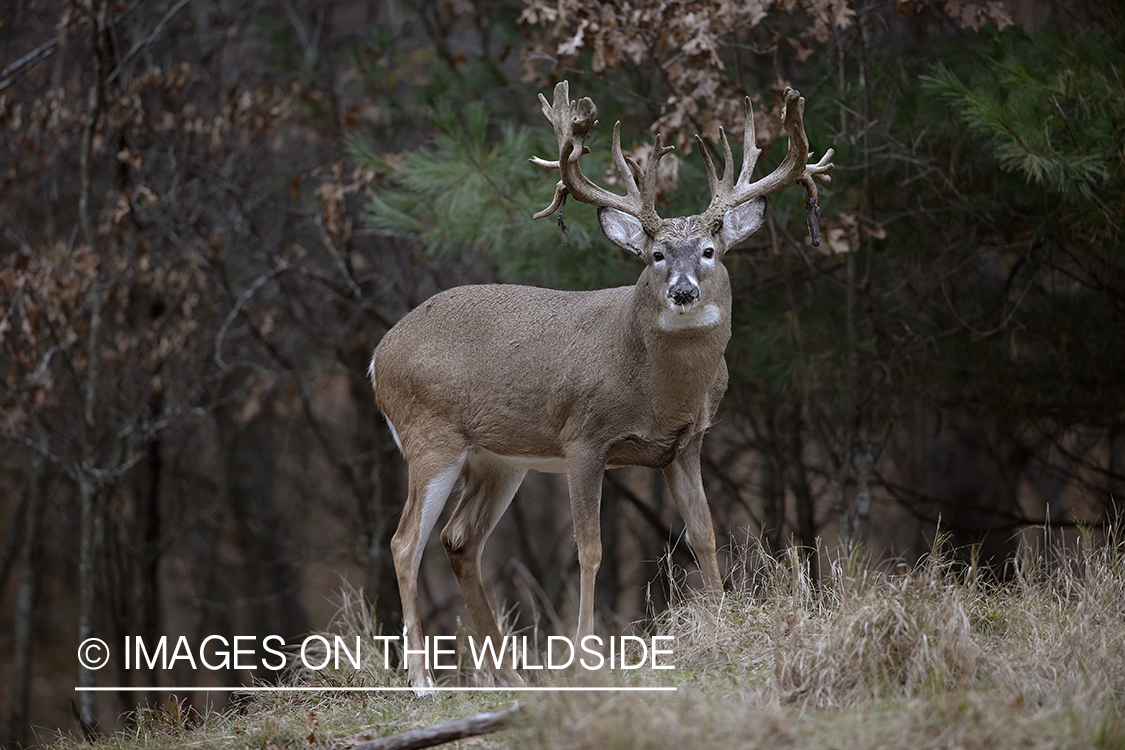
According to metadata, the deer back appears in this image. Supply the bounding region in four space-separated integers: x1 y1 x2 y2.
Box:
372 272 730 469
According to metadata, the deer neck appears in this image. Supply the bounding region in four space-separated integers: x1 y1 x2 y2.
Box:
625 266 732 382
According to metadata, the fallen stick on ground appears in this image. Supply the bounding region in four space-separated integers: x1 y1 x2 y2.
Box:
349 702 522 750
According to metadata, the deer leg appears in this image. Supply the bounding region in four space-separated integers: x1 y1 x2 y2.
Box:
391 445 467 694
566 449 606 643
663 434 722 589
441 452 526 685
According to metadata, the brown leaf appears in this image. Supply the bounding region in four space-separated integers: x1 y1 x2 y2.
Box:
862 222 887 240
788 37 815 62
823 227 851 256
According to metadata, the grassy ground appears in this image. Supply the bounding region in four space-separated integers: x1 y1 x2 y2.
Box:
46 534 1124 750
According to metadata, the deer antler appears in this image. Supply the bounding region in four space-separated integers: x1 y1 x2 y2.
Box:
531 81 670 237
698 88 834 245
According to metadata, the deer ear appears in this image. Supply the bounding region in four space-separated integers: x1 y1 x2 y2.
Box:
598 207 648 258
719 196 767 250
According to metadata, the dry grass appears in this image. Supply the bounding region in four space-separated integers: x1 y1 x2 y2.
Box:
525 532 1124 749
45 532 1125 750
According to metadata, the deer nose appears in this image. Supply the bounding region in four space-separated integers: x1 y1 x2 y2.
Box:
668 276 699 306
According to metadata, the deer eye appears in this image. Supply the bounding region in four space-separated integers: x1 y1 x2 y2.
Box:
652 251 665 262
702 246 715 259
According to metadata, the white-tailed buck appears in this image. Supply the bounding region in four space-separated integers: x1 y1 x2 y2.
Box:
371 81 833 692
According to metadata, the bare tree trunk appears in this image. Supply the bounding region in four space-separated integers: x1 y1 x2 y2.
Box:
597 475 620 615
76 478 100 732
140 398 164 708
1107 427 1124 520
77 0 110 729
6 420 48 748
743 406 783 554
0 496 28 615
642 468 667 615
849 444 876 544
760 450 784 554
223 406 309 640
786 410 818 579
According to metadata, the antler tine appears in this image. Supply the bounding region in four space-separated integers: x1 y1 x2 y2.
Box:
609 121 638 198
720 127 735 190
530 82 572 220
694 133 720 198
624 155 644 184
736 96 762 186
746 88 810 198
799 146 835 198
640 135 674 228
530 80 665 235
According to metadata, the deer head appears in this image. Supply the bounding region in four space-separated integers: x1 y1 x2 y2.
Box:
531 81 834 321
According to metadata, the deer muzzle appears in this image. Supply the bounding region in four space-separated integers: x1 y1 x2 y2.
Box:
668 275 700 308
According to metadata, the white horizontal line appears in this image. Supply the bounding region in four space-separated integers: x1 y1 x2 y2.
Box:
75 686 677 693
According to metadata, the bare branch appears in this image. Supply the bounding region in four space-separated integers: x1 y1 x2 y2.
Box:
214 262 292 372
0 39 58 93
106 0 195 85
349 703 521 750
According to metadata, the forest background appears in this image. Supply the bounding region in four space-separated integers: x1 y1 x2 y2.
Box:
0 0 1121 744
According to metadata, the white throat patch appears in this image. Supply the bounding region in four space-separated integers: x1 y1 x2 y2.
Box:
659 304 720 331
